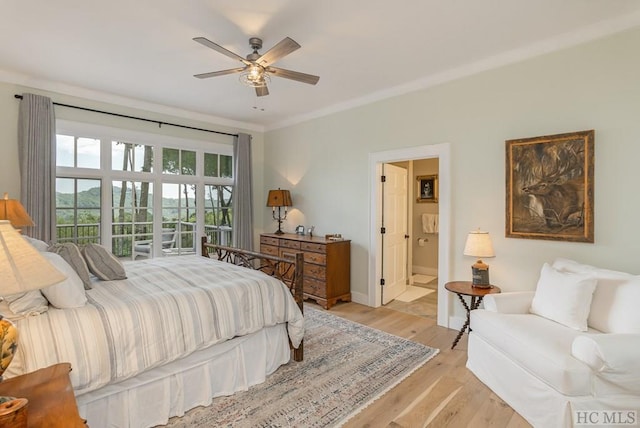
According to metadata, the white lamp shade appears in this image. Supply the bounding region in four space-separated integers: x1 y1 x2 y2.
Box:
0 220 66 295
463 230 495 258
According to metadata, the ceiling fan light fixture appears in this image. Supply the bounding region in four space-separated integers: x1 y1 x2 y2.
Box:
239 65 270 87
193 36 319 96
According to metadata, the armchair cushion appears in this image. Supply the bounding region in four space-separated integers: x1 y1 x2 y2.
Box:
572 334 640 394
471 309 592 395
530 263 597 331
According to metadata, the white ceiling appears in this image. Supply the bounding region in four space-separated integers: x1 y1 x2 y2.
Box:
2 1 640 131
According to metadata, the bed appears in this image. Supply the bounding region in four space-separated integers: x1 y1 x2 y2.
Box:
4 238 304 428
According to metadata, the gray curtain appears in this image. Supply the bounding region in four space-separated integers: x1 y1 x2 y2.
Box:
18 94 56 242
232 133 253 250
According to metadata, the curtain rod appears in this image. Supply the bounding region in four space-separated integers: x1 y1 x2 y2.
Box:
14 94 239 138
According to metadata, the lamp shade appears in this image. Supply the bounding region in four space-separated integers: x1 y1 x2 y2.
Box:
463 230 495 258
266 189 292 207
0 194 34 229
0 220 66 295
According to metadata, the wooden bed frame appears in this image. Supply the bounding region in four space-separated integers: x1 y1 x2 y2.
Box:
201 237 304 361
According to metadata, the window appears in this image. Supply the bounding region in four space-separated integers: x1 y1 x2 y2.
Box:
55 177 101 244
163 148 196 176
112 141 153 173
55 121 234 260
112 180 153 259
204 153 233 178
204 184 233 245
56 135 100 169
162 183 196 255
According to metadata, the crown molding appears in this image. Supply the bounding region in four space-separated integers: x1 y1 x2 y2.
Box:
0 69 265 133
266 11 640 131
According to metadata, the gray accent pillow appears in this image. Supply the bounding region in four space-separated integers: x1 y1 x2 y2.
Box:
82 243 127 281
48 242 93 289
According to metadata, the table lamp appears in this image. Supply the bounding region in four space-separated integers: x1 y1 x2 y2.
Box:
0 193 34 232
0 220 67 380
266 189 292 235
463 229 495 288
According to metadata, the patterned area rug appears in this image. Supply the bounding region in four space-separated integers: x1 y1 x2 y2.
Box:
164 306 439 427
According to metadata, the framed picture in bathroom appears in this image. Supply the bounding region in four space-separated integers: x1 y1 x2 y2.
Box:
416 174 438 203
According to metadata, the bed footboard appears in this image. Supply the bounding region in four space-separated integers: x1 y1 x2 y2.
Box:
201 237 304 361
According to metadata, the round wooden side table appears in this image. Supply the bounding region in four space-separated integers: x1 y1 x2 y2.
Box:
445 281 501 350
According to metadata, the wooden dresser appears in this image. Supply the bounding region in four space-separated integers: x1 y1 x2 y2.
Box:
260 233 351 309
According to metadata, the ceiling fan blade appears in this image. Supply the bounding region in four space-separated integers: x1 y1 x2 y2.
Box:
193 37 251 65
194 67 245 79
256 37 300 66
255 85 269 97
267 67 320 85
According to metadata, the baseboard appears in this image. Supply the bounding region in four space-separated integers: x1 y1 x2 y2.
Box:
448 315 465 331
412 266 438 276
350 290 369 306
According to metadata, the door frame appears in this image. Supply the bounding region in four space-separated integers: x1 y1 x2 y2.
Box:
368 143 451 327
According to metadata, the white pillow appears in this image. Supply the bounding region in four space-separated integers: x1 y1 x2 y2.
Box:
40 252 87 309
23 236 49 252
1 291 49 319
552 258 640 333
530 263 597 331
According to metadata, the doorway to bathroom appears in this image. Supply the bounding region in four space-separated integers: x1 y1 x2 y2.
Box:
368 143 450 328
384 158 440 320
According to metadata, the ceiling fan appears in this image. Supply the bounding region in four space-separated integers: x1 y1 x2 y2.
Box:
193 36 320 97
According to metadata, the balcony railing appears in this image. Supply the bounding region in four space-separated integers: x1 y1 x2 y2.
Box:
56 222 233 259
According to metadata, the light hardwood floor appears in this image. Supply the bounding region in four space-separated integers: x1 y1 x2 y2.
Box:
311 301 531 428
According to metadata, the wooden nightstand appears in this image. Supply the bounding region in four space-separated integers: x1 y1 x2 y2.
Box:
0 363 86 427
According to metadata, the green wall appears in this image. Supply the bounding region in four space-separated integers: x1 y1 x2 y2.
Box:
264 27 640 305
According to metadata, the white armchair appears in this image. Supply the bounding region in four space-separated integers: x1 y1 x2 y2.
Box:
467 259 640 427
133 228 177 259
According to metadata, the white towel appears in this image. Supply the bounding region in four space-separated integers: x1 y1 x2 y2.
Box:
421 213 439 234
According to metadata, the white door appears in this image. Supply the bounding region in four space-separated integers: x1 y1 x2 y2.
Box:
381 163 408 304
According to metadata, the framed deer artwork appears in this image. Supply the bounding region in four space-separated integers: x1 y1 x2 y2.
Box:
505 130 594 243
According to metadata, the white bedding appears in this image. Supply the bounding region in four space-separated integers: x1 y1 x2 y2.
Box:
6 255 304 396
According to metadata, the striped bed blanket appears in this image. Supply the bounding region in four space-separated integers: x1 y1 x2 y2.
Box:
8 255 304 396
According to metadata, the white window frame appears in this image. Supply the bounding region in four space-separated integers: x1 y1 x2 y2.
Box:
56 120 234 257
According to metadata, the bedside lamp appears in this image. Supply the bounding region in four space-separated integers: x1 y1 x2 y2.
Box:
266 189 292 235
0 220 66 380
0 193 34 232
463 229 495 288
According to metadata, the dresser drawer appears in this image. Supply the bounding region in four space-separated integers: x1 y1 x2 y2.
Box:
304 264 326 280
301 242 326 253
260 236 279 246
280 239 301 250
304 252 326 265
260 244 278 256
304 277 327 298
